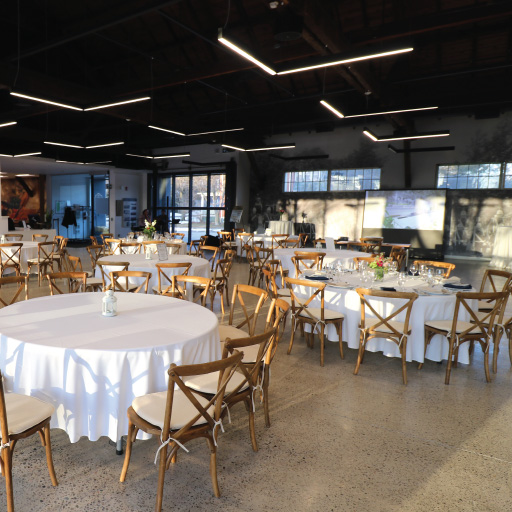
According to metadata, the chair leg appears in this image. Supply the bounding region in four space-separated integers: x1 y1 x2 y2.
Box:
43 424 58 486
205 436 221 497
247 397 258 452
337 321 344 360
483 342 491 383
445 339 455 385
2 446 14 512
401 342 408 385
155 435 169 512
320 324 325 367
287 319 297 355
119 423 136 482
263 366 270 428
492 326 503 374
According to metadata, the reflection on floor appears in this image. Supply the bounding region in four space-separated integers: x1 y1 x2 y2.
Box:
2 253 511 512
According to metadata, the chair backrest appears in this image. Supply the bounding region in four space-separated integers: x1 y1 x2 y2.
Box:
228 284 268 335
47 272 87 294
188 240 202 256
356 288 418 338
96 260 130 289
254 247 273 268
212 258 232 282
224 249 236 261
238 232 254 247
4 234 23 241
0 275 28 306
198 245 219 270
119 241 141 254
87 244 103 272
165 242 182 255
479 269 512 294
291 254 325 276
32 234 48 242
156 262 192 295
218 231 232 242
67 255 84 272
162 351 243 452
104 238 121 255
298 233 308 247
264 298 290 364
281 239 299 248
285 276 327 323
100 233 114 242
360 237 383 253
451 291 507 340
171 275 212 306
170 232 185 240
111 270 151 293
389 246 406 270
413 260 455 277
271 234 288 248
37 241 56 264
0 243 22 270
354 255 377 266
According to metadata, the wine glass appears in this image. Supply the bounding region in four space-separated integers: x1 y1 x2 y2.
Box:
389 260 398 274
410 263 417 277
397 271 406 290
435 268 444 284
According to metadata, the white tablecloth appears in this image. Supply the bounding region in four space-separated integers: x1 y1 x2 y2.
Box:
0 293 221 443
295 272 472 364
269 220 294 235
275 248 363 277
489 226 512 269
96 253 210 292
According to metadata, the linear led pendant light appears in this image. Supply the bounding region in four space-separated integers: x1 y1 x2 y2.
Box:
0 121 17 128
218 28 276 75
148 125 186 137
85 142 124 149
363 129 450 142
13 152 42 157
84 97 150 111
10 91 83 111
127 152 190 159
221 143 295 152
45 141 124 149
320 100 438 119
187 127 244 136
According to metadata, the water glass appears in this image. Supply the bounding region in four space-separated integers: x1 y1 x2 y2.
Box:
397 271 406 290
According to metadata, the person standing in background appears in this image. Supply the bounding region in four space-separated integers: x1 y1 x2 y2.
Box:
139 208 151 226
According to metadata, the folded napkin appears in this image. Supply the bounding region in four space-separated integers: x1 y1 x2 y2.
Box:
443 283 472 290
306 275 329 281
380 287 396 291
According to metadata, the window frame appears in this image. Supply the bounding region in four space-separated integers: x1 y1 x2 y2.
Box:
436 162 506 190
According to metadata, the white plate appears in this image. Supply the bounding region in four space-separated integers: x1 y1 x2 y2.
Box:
415 287 449 295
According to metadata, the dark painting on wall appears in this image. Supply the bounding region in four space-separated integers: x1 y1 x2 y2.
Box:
1 177 44 224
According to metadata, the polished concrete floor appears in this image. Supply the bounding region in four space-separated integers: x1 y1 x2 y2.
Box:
1 253 511 511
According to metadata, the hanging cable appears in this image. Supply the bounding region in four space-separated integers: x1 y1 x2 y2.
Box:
13 0 21 88
223 0 231 29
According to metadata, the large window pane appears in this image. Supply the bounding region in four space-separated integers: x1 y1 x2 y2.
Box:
175 176 189 207
191 175 208 208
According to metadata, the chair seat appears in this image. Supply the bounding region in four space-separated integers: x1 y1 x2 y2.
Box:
478 300 493 311
2 393 55 436
27 258 49 264
218 324 250 342
184 370 249 395
86 277 104 287
132 388 213 430
425 319 483 335
277 288 291 297
298 307 344 321
362 318 408 334
152 285 178 296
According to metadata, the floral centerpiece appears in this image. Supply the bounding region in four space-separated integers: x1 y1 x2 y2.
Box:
143 219 157 240
279 208 285 220
368 253 393 280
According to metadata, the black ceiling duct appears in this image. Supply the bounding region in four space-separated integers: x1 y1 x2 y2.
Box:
274 12 303 41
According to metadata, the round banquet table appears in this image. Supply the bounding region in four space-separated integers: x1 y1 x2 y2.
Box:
96 253 210 292
2 241 39 273
294 272 473 364
274 248 364 278
0 293 221 443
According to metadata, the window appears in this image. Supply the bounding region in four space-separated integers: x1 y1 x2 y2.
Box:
283 168 380 193
437 163 502 189
504 164 512 188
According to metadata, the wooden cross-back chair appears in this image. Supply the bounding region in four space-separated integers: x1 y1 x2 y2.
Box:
413 260 455 278
218 231 237 256
103 238 121 256
354 288 418 385
186 328 277 453
280 239 299 249
27 241 55 286
298 233 308 247
171 275 212 306
421 291 507 384
261 260 290 300
353 255 377 267
201 258 233 314
118 241 142 254
359 237 383 253
87 244 104 273
67 255 103 291
291 253 325 277
47 271 88 295
253 247 273 287
198 245 219 271
218 284 268 343
271 234 289 249
244 245 259 286
169 232 185 239
188 239 203 256
0 275 29 306
120 351 244 512
51 237 68 272
111 270 152 294
152 262 192 296
0 369 58 512
285 276 344 367
32 234 48 242
478 269 512 311
0 243 22 277
389 246 407 270
95 260 130 291
3 234 23 242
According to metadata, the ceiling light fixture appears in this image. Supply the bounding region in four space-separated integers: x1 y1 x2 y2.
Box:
85 142 124 149
187 127 245 136
13 152 42 157
363 128 450 142
246 144 296 151
126 153 153 159
44 141 84 149
16 174 37 176
345 106 438 118
0 122 17 128
278 46 413 75
148 125 186 136
0 154 13 158
319 100 344 118
10 91 83 111
84 96 151 111
153 153 190 159
222 144 246 152
218 28 276 75
56 160 85 165
86 161 112 164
